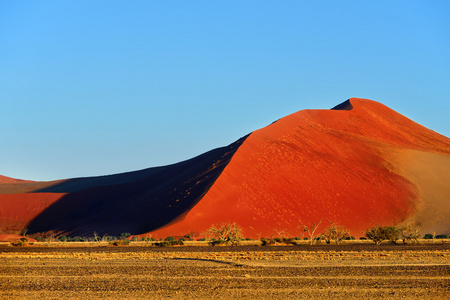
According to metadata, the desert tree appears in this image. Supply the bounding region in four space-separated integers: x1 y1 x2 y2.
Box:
205 222 243 246
298 218 322 245
399 223 421 244
93 231 99 244
365 225 400 245
321 220 350 245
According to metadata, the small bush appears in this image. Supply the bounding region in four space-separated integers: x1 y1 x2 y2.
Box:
58 235 67 242
68 236 85 242
11 237 28 247
436 234 449 239
423 233 434 239
155 240 184 247
109 239 130 246
118 233 131 240
260 237 275 246
272 237 295 245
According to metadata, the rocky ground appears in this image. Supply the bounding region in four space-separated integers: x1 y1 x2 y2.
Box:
0 243 449 299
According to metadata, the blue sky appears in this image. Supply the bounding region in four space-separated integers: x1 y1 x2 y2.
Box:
1 1 449 181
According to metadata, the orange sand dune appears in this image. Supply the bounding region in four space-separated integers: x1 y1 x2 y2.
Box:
0 175 33 184
1 98 449 238
152 98 450 238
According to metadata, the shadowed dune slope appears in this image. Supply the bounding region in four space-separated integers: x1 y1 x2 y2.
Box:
152 98 450 238
0 137 247 236
1 98 449 238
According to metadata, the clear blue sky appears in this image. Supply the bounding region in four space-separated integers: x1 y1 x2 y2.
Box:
1 1 449 181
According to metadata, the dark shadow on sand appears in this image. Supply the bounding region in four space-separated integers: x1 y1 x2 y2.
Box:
27 135 249 237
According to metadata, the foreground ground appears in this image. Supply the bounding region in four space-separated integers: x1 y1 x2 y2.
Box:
1 243 449 299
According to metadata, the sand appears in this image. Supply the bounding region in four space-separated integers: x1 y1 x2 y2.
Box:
390 149 450 235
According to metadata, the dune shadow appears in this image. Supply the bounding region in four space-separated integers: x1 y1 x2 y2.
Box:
331 99 353 111
27 135 249 237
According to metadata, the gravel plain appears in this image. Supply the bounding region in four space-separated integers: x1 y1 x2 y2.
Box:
1 243 449 299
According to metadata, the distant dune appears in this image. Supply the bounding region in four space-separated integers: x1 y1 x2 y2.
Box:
1 98 449 238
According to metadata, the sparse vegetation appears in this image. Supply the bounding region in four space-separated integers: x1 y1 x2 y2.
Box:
436 234 449 239
154 238 184 247
399 224 421 244
205 222 243 246
424 233 435 239
9 223 449 247
10 237 29 247
298 219 322 245
365 225 400 245
109 239 130 246
321 220 350 245
260 237 275 246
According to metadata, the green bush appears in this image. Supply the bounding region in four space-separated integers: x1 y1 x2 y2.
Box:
423 233 434 239
436 234 449 239
58 235 67 242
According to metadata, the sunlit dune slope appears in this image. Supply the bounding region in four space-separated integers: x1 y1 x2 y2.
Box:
152 98 450 238
1 98 449 238
0 175 33 184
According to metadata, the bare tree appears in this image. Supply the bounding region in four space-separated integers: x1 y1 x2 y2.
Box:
399 223 421 244
205 222 243 246
321 220 350 245
298 219 322 245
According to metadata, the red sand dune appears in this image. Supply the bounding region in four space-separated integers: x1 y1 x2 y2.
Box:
0 175 33 183
152 98 450 238
1 98 449 238
0 234 37 243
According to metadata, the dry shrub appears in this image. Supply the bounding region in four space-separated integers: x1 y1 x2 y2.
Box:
321 220 350 245
400 223 421 244
298 219 322 245
365 225 400 245
205 222 243 246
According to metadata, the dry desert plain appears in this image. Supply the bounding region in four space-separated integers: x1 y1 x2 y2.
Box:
1 242 449 299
